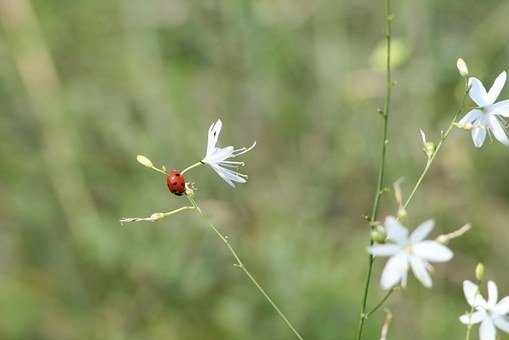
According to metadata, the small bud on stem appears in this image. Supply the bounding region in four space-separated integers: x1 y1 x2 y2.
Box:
475 263 485 282
435 223 471 244
371 225 387 244
456 58 469 77
119 206 195 225
137 155 154 168
136 154 168 175
419 129 435 159
393 178 407 219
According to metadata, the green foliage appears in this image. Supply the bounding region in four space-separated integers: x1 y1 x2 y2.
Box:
1 0 509 339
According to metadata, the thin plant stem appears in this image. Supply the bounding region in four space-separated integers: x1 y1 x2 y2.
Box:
186 196 304 340
181 162 203 175
379 310 393 340
403 81 469 210
355 3 470 338
366 287 397 318
119 206 195 225
370 0 392 223
355 82 469 340
465 315 474 340
355 1 392 339
149 165 168 176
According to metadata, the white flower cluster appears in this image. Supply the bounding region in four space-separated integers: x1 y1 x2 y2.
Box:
364 59 509 340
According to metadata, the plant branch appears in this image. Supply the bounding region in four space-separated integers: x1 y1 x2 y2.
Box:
186 196 304 340
181 162 203 175
355 1 392 339
366 287 398 318
403 81 469 210
119 206 195 225
379 310 393 340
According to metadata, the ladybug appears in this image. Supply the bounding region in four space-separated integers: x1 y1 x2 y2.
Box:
166 170 186 196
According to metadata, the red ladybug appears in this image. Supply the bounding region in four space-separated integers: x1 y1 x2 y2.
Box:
166 170 186 196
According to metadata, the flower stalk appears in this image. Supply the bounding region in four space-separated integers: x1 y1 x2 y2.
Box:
119 206 195 225
355 3 471 338
403 80 469 210
355 0 392 339
186 195 304 340
181 162 202 175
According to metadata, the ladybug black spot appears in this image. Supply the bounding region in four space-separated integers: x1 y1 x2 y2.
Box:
175 173 180 176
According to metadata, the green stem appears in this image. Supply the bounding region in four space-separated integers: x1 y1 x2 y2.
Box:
355 1 392 339
186 196 304 340
366 287 397 318
370 0 392 223
119 206 195 225
181 162 203 175
403 81 469 210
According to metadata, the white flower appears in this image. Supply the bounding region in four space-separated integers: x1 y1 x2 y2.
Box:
458 71 509 147
460 280 509 340
201 119 256 187
367 217 453 290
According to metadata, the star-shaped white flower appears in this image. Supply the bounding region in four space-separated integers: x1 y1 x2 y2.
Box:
458 71 509 147
201 119 256 187
460 280 509 340
367 217 453 290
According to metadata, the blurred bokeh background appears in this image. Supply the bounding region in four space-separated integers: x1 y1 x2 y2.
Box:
1 0 509 339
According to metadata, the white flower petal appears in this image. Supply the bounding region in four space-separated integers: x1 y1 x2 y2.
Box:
464 280 488 308
494 317 509 333
458 109 482 126
367 244 401 257
384 216 408 245
487 71 507 104
209 164 235 187
205 146 235 163
488 281 499 308
410 256 432 288
459 311 486 325
380 252 408 290
494 297 509 315
412 241 453 262
480 318 496 340
409 219 434 243
210 163 248 187
231 141 257 158
488 115 509 146
206 119 223 157
469 77 489 107
488 99 509 117
472 125 487 148
464 280 478 306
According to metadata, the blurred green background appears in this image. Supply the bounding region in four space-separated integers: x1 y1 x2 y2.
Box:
1 0 509 339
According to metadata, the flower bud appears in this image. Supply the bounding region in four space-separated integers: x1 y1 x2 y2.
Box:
396 207 407 219
457 58 469 77
423 142 435 158
137 155 154 168
419 129 435 158
475 263 485 282
370 226 387 244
